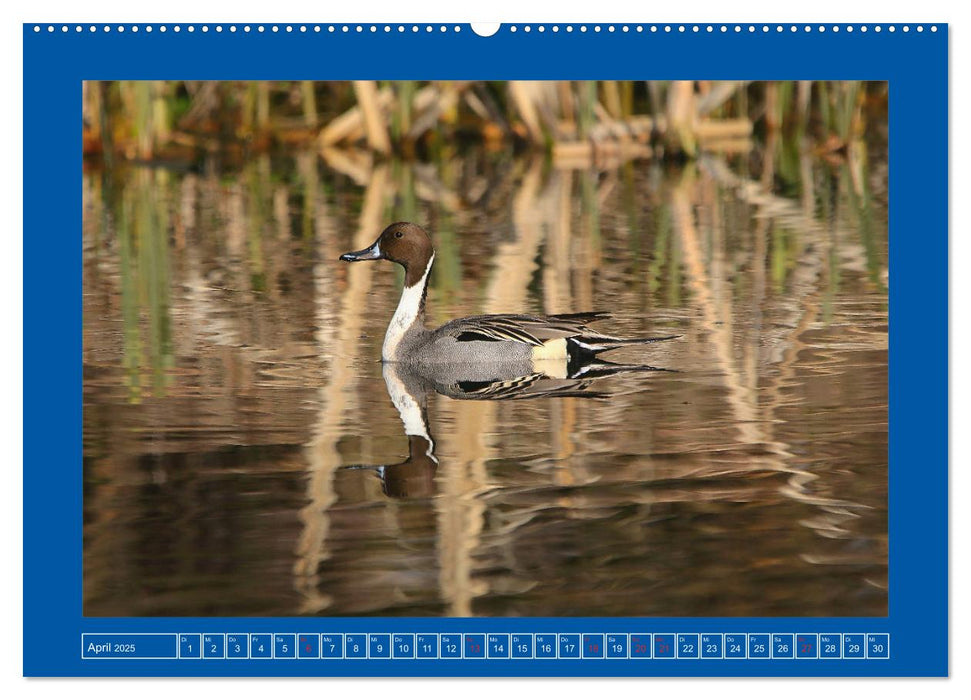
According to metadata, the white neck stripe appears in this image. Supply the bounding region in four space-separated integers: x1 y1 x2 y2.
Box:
382 253 434 361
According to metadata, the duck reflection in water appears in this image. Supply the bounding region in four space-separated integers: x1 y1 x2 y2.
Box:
340 357 672 499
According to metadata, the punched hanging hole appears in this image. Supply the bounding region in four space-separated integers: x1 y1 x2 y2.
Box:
471 23 500 37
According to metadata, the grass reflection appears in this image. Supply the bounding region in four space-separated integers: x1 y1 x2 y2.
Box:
115 168 174 401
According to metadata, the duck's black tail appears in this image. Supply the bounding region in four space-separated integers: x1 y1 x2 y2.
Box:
566 355 677 379
569 334 681 356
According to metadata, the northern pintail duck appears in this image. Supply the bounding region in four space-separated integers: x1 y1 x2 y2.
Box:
340 222 676 368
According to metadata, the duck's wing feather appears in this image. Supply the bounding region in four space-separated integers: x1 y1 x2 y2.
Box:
436 312 613 346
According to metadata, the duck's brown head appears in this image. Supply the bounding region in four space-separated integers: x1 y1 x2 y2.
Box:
339 222 435 287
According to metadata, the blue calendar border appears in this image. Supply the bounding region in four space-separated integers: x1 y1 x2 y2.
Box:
23 22 948 677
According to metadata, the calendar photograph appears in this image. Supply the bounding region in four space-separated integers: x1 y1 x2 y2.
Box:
82 79 888 618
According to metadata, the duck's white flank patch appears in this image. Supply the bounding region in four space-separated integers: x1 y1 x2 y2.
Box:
531 339 569 378
383 365 436 461
533 357 569 380
382 253 434 361
532 337 568 360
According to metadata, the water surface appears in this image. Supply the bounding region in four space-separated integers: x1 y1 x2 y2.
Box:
83 144 888 617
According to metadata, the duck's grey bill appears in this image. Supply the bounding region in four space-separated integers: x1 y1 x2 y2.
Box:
340 244 382 262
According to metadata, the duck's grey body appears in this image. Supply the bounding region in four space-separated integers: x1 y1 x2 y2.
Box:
391 311 617 367
396 330 535 368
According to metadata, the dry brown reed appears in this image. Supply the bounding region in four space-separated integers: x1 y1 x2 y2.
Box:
84 80 881 167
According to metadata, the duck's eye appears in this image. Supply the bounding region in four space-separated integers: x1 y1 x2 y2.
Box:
395 231 403 238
